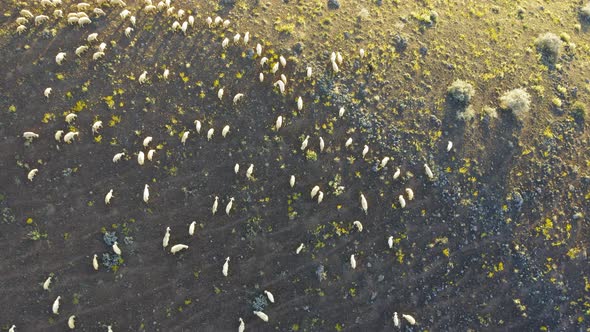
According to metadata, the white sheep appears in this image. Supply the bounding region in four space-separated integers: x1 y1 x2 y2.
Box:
55 130 64 141
44 87 52 98
94 8 106 17
143 136 152 147
353 220 363 232
87 33 98 42
256 43 262 56
143 184 149 203
310 185 320 199
163 69 169 79
424 163 434 179
92 52 105 60
20 10 33 18
138 71 147 84
296 96 303 111
362 145 369 158
222 125 230 138
52 296 61 314
35 15 49 25
63 131 79 143
218 88 224 100
137 151 145 165
264 290 275 303
147 149 155 161
75 45 89 57
402 314 416 325
319 137 325 152
93 254 99 270
345 137 353 148
393 167 401 179
23 132 39 140
380 156 390 169
289 175 295 188
78 17 91 26
234 163 240 174
317 191 324 204
388 236 394 249
43 276 52 290
359 48 365 58
65 113 77 124
405 188 414 201
120 9 130 19
9 325 15 332
271 62 279 74
259 72 264 82
393 312 400 327
398 195 406 208
275 116 283 130
253 311 268 322
125 27 133 38
92 121 103 134
105 189 113 204
300 135 309 151
225 197 234 215
246 164 254 180
16 25 27 34
181 131 189 145
207 128 214 141
162 227 170 248
68 315 76 329
233 93 244 104
170 244 188 254
222 256 230 276
130 16 136 26
54 9 63 18
188 221 196 236
212 196 219 215
296 243 304 254
306 66 312 78
28 169 38 181
16 17 28 25
360 193 368 214
233 33 240 43
238 318 245 332
350 254 357 269
113 242 122 255
332 60 339 73
194 120 201 133
274 80 285 94
112 152 125 163
243 31 250 44
222 37 229 48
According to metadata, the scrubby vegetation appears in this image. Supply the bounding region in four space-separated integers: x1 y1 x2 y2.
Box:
447 80 475 106
534 32 562 64
499 88 531 119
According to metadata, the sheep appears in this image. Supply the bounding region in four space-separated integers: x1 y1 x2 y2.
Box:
162 227 170 248
138 71 147 84
398 195 406 208
405 188 414 201
393 168 401 179
271 62 279 74
207 128 214 141
87 33 98 42
280 74 287 84
78 16 91 26
56 52 66 65
64 132 79 143
234 163 240 174
350 254 356 269
188 221 196 236
144 4 156 12
16 17 28 25
306 66 312 78
380 156 390 169
77 2 91 10
297 96 303 111
75 45 88 56
16 25 27 34
388 236 394 249
359 48 365 58
68 315 76 329
330 52 336 62
360 193 368 214
107 325 113 332
181 131 189 145
402 314 416 325
137 151 145 165
9 325 15 332
289 175 295 188
170 244 189 257
225 197 234 215
317 191 324 204
253 311 268 322
143 184 149 203
243 31 249 44
362 145 369 158
113 241 122 255
194 120 201 133
177 9 185 19
112 152 125 163
120 9 130 19
206 16 212 27
163 69 169 80
92 51 105 60
300 135 309 151
54 9 64 18
424 163 434 179
93 8 106 16
259 72 264 82
296 243 304 254
20 10 33 18
274 80 285 94
125 27 133 38
233 33 240 43
393 312 400 327
246 164 254 180
43 276 52 290
310 185 320 199
65 113 77 124
35 15 50 25
111 0 127 6
23 132 39 140
93 254 99 270
143 136 152 147
233 93 244 105
353 220 363 232
337 52 343 64
212 196 219 215
238 318 245 332
218 88 224 100
223 19 230 28
222 125 230 138
222 257 230 276
130 16 136 26
28 169 38 181
105 189 113 204
338 107 345 117
92 121 102 134
222 37 229 48
279 55 287 67
345 137 353 148
99 42 107 52
188 15 194 26
55 130 64 141
181 21 187 34
331 60 339 73
447 141 453 152
52 296 61 314
275 116 283 130
264 290 275 303
256 43 262 56
68 17 79 25
147 149 155 161
319 137 325 152
214 16 222 26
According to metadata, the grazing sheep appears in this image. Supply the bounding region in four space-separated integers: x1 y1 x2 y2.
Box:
105 189 113 204
212 196 219 215
253 311 268 322
170 244 188 254
143 184 149 203
93 254 99 270
264 290 275 303
162 227 170 248
188 221 196 236
52 296 61 314
225 197 234 215
28 169 38 181
112 242 122 255
43 276 52 290
222 257 230 276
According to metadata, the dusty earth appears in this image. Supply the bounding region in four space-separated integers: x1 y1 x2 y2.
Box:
0 0 590 331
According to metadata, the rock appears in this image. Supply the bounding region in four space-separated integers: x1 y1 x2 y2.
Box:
327 0 340 9
220 0 236 6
